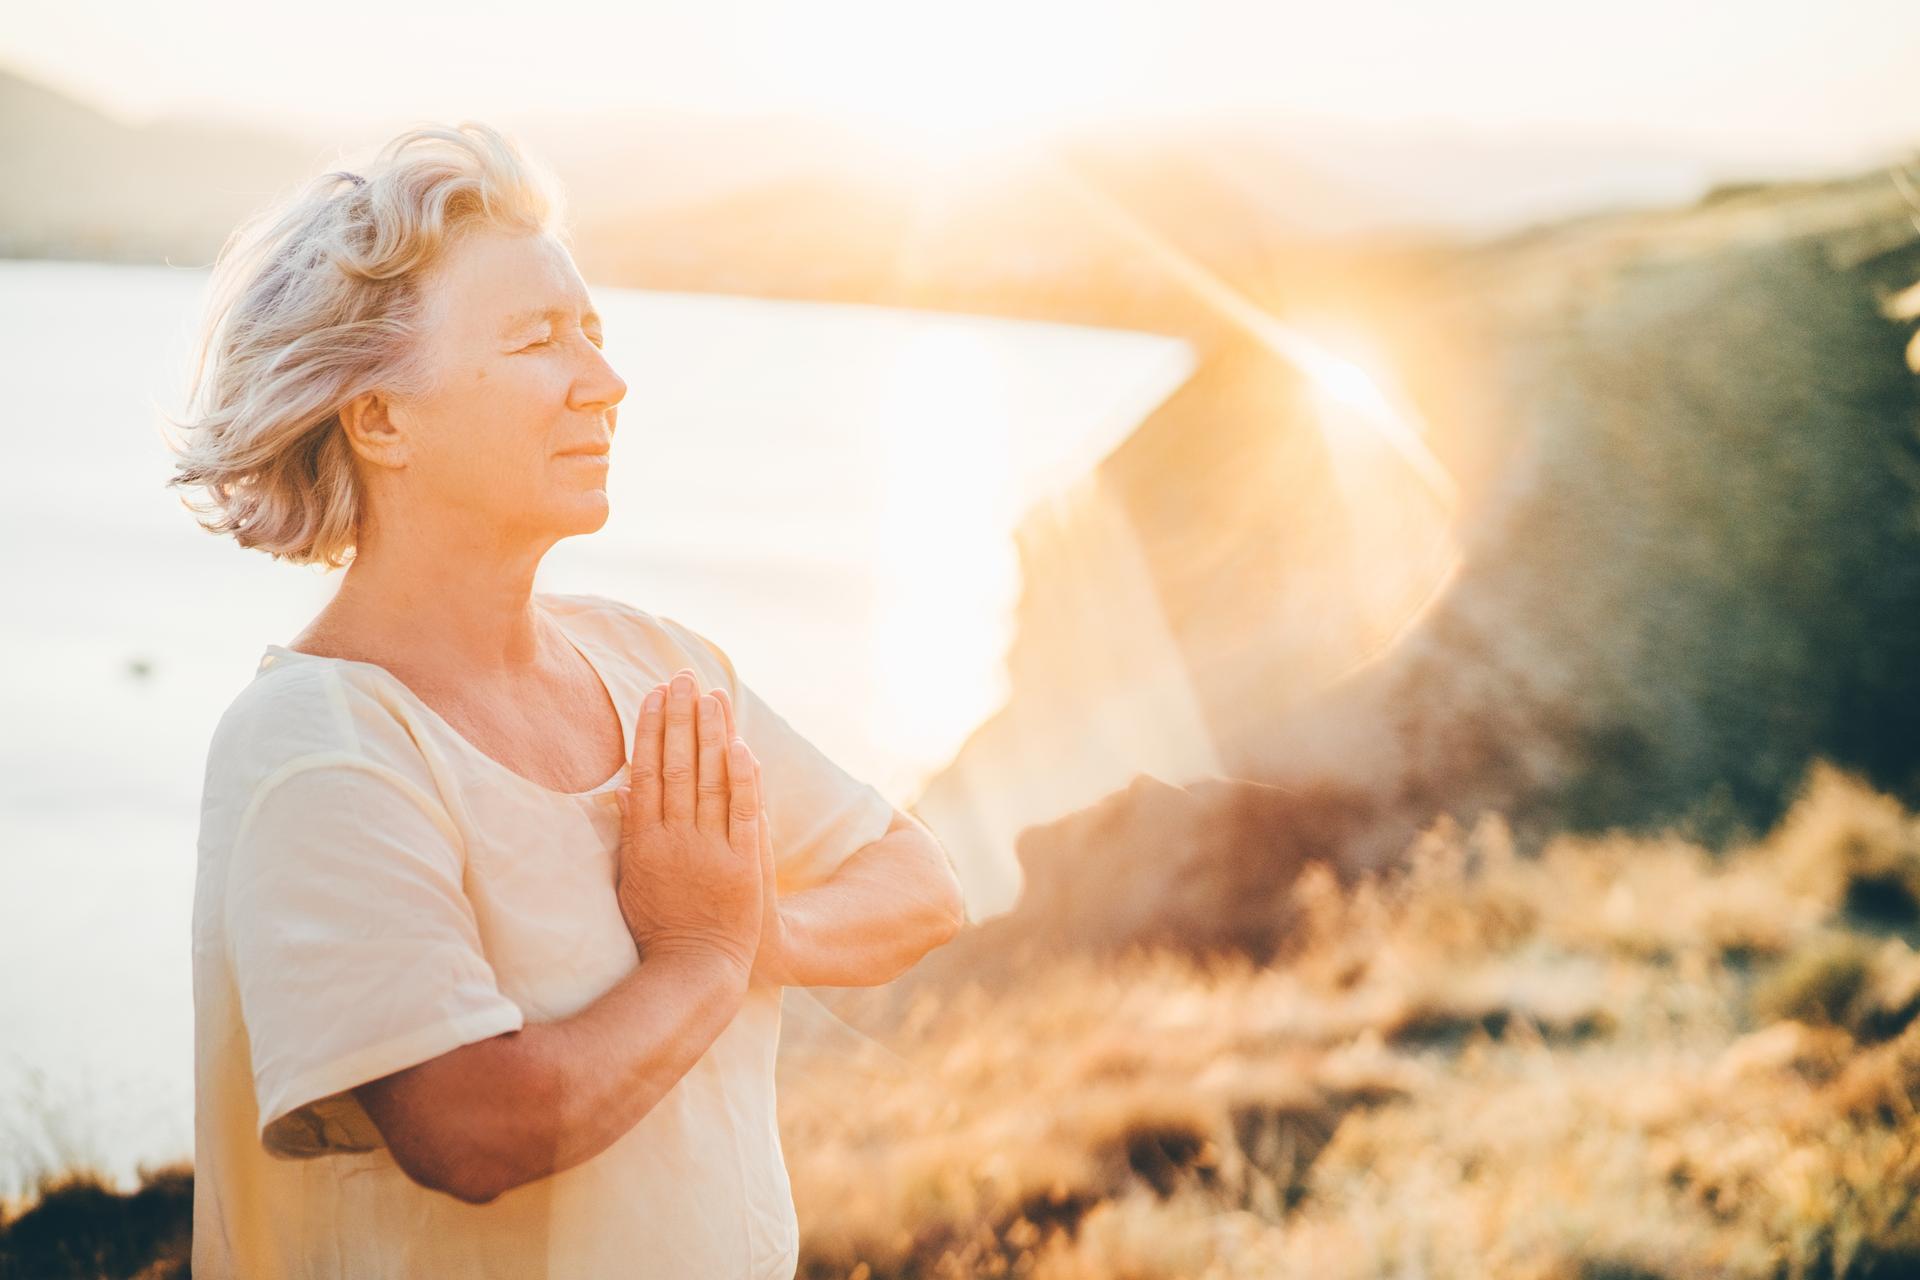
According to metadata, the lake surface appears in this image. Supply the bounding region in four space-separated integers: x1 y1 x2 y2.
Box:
0 258 1194 1195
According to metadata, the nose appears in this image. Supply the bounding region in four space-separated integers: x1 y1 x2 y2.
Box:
570 341 628 418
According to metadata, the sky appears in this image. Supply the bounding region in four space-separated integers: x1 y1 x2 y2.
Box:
5 0 1920 172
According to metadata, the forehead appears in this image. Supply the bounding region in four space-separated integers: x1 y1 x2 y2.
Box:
426 228 596 333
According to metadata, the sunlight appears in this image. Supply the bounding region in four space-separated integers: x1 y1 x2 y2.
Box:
1279 315 1463 677
837 94 1047 175
880 152 1470 923
786 0 1158 179
868 327 1023 788
1284 318 1405 419
1034 150 1460 657
1262 311 1456 508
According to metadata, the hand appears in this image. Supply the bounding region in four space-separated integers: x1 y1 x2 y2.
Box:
702 687 795 989
614 667 765 980
745 751 798 989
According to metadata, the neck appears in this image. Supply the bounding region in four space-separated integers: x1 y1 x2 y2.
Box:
305 510 562 678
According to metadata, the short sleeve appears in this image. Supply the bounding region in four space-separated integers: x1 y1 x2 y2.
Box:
223 757 526 1158
665 619 897 897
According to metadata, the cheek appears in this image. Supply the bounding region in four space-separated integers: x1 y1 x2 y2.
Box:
437 364 567 471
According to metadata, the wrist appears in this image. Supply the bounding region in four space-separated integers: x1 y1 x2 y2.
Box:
634 934 755 988
755 907 800 988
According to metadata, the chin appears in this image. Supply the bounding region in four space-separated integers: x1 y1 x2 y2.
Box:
552 492 612 536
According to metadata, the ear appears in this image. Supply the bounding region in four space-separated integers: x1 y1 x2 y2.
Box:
338 390 410 468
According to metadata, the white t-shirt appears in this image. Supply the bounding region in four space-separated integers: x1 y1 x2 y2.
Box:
189 591 896 1279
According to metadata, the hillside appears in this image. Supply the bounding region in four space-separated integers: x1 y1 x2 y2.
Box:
9 761 1918 1278
901 155 1920 929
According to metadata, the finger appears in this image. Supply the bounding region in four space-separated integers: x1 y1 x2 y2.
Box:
710 685 736 745
695 692 729 837
661 668 698 827
755 754 777 883
629 683 667 828
727 737 760 859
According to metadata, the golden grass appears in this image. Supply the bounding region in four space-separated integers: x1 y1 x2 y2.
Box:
3 760 1916 1278
777 761 1920 1279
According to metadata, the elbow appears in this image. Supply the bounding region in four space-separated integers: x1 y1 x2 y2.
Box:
434 1124 555 1206
448 1061 560 1206
392 1127 520 1207
434 1168 503 1208
935 892 966 941
449 1170 518 1208
434 1136 527 1206
368 1049 555 1208
895 817 967 940
924 872 968 945
931 854 968 939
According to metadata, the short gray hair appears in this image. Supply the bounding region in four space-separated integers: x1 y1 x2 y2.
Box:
162 120 566 568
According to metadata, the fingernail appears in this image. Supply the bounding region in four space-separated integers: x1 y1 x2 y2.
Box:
644 690 664 712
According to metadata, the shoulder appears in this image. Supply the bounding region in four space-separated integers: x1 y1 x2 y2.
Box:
207 659 353 779
196 661 354 859
540 589 668 647
539 588 647 627
199 655 441 830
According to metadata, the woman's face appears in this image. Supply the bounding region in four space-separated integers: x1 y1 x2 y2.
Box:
362 226 628 550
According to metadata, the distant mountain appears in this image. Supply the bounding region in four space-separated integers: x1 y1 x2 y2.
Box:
0 66 315 263
2 62 1851 277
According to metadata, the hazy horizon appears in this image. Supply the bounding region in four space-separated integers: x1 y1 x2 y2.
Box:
7 0 1918 181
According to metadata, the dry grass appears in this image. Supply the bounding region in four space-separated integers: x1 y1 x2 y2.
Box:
778 760 1920 1279
3 761 1916 1278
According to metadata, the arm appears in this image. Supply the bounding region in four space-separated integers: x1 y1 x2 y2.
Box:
761 808 967 989
661 641 965 992
356 668 766 1206
353 946 749 1206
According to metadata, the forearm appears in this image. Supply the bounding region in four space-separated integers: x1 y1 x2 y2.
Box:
474 947 750 1199
777 832 964 987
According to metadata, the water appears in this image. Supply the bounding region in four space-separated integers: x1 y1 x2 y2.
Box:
0 258 1194 1194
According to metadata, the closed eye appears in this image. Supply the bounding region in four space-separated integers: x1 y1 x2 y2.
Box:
522 332 602 352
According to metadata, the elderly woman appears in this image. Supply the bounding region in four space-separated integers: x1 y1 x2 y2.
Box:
167 121 966 1279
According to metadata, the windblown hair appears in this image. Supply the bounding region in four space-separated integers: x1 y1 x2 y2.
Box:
161 121 566 568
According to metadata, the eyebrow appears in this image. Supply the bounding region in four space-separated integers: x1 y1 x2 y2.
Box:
500 304 602 335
